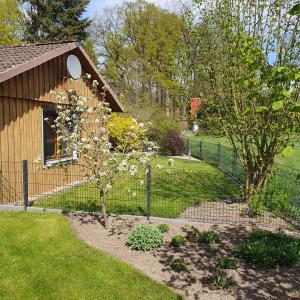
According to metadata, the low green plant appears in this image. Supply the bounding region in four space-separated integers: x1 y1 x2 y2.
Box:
217 257 237 269
249 193 266 217
235 230 300 268
126 224 163 251
171 235 186 247
170 260 189 272
186 228 199 241
157 224 169 233
210 270 234 289
199 230 220 244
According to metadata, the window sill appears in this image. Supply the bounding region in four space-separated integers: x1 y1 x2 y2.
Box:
43 157 78 169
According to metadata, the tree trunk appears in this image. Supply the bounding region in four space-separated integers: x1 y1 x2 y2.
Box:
100 190 108 229
243 170 268 201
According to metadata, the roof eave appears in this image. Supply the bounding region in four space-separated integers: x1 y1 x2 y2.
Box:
76 46 124 112
0 42 78 84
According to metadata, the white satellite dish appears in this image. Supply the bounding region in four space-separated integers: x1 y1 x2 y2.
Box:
67 55 82 79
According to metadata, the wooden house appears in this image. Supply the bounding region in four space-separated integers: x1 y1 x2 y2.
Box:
0 41 123 205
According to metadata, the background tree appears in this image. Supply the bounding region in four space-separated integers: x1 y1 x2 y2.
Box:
193 0 300 201
22 0 91 42
91 1 183 113
0 0 23 44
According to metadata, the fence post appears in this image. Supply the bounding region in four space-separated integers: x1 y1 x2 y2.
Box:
146 165 151 221
22 160 28 211
199 140 203 160
233 150 238 178
218 143 222 168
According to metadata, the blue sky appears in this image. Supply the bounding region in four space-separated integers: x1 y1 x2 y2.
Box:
84 0 171 18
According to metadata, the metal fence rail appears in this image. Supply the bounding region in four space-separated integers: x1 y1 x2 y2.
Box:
0 159 299 230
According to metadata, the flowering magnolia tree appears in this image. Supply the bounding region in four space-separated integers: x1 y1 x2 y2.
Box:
52 77 158 228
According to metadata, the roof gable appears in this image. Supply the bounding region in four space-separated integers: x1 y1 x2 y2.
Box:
0 42 123 112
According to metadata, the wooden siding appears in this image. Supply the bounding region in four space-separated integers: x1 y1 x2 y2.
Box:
0 52 102 204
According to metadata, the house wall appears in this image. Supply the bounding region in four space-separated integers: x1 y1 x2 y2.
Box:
0 52 102 204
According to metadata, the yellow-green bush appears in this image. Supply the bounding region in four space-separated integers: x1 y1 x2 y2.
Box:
108 114 144 150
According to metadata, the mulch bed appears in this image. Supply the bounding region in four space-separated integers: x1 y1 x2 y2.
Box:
69 213 300 300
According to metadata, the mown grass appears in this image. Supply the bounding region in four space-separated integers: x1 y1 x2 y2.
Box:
0 212 181 300
35 157 240 218
185 133 300 170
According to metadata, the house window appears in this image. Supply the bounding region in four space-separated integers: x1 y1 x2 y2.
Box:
42 106 76 165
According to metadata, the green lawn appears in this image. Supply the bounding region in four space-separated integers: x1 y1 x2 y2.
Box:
0 212 180 300
185 133 300 170
35 157 240 218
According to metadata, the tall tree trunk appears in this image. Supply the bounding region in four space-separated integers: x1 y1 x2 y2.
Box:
100 190 108 229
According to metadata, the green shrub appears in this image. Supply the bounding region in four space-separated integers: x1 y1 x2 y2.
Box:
126 224 163 251
235 230 300 268
217 257 237 269
108 114 144 150
170 260 189 272
171 235 186 247
210 270 234 289
147 110 180 154
163 130 186 155
199 230 220 244
157 224 169 233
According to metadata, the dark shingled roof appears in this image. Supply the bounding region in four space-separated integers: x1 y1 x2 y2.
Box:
0 41 74 73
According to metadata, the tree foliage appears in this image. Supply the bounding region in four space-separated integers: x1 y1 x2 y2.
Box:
193 0 300 200
0 0 23 44
91 1 186 111
22 0 91 43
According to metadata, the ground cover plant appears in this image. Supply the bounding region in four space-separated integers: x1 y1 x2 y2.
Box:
235 230 300 268
157 224 169 233
171 235 186 247
170 260 189 272
126 224 163 251
35 157 240 218
209 270 235 290
199 230 220 244
0 212 179 300
217 257 237 269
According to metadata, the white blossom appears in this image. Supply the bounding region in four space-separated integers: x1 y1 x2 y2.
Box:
168 158 175 166
129 165 138 175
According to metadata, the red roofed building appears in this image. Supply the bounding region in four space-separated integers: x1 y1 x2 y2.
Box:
191 98 202 119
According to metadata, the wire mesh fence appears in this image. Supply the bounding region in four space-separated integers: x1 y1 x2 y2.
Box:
186 138 244 181
0 158 299 229
185 137 300 228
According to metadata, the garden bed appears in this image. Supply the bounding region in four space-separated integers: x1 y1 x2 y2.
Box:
69 213 300 300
